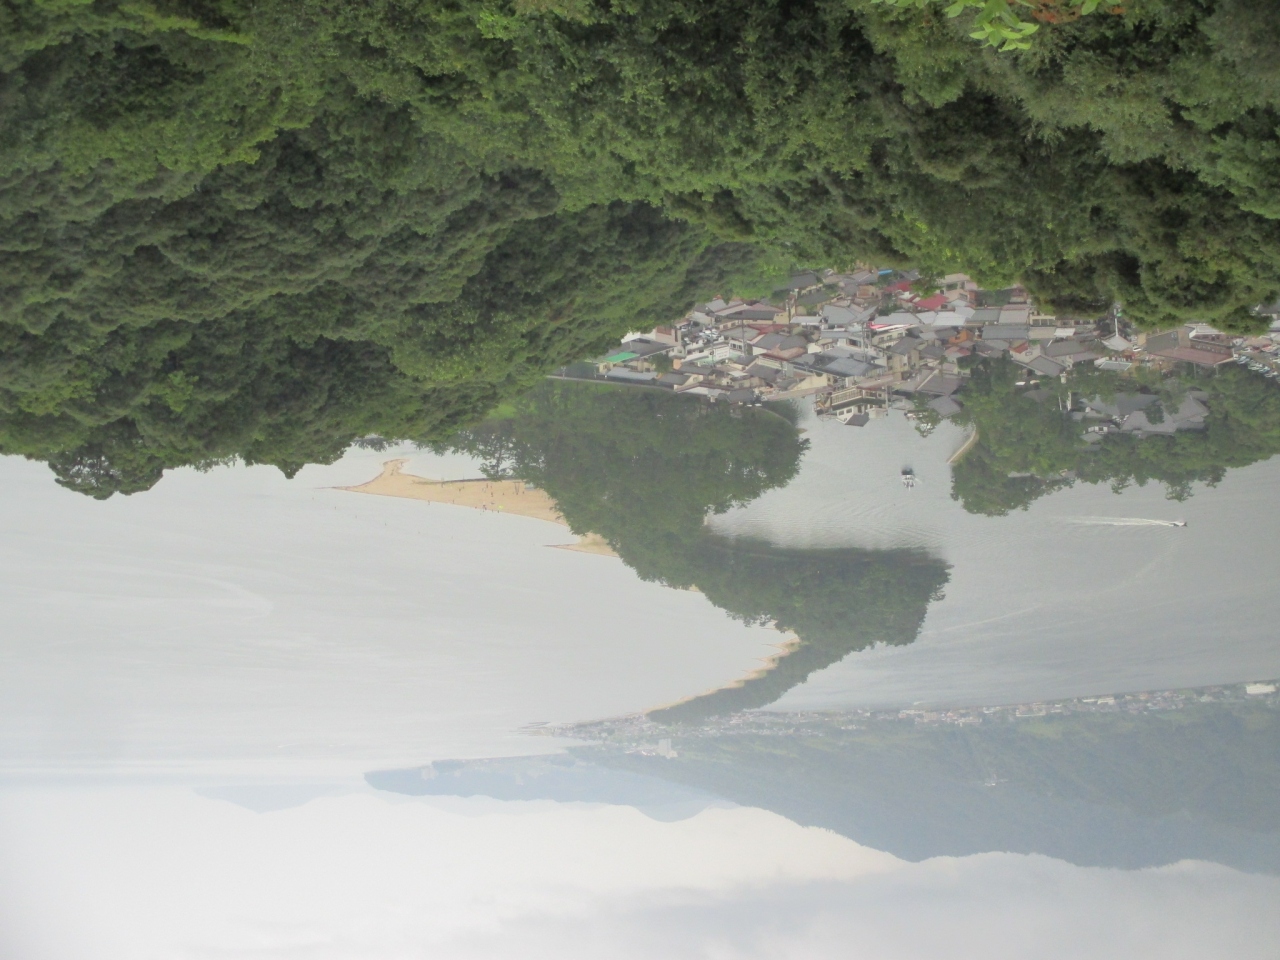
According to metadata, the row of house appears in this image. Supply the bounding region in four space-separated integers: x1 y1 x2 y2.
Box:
572 267 1280 434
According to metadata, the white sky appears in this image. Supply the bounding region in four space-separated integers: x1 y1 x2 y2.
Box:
0 785 1275 960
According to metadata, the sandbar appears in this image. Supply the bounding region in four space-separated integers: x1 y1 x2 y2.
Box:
645 632 803 713
338 459 618 557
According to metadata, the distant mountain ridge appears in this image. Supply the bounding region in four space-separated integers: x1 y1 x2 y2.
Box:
370 698 1280 874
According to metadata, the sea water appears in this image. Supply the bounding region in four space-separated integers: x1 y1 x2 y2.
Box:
709 406 1280 709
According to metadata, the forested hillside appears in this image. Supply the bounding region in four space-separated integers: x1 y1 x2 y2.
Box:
5 0 1280 492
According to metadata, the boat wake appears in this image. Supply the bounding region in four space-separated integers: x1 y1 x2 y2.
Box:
1067 517 1187 528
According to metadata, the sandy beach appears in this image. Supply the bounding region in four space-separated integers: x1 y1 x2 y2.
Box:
339 459 618 557
645 632 804 713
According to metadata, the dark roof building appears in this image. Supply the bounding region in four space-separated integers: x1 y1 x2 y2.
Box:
1020 356 1066 377
1144 329 1234 366
981 324 1031 341
927 396 963 417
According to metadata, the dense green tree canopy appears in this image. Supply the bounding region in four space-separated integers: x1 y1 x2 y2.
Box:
0 175 771 495
444 381 949 718
949 359 1280 515
5 0 1280 490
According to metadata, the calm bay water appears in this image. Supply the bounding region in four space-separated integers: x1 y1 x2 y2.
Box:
5 405 1277 778
710 407 1280 709
0 450 783 778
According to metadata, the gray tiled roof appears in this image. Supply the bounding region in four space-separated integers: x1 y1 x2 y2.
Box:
821 357 877 378
752 333 787 350
928 374 965 396
927 396 963 417
1085 393 1157 418
920 326 960 341
918 343 946 361
981 324 1031 340
821 304 860 324
1022 356 1065 376
889 337 921 356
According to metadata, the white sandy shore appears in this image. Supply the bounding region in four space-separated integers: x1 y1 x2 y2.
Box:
339 459 618 557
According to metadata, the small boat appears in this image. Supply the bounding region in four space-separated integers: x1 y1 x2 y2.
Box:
901 467 917 490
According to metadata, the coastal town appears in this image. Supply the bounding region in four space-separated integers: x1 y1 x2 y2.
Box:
564 267 1280 431
547 678 1280 756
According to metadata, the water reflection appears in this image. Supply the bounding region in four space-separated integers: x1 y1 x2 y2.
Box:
343 372 1280 869
10 0 1280 950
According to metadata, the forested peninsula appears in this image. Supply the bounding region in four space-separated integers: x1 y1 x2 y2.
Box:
5 0 1280 494
443 381 950 717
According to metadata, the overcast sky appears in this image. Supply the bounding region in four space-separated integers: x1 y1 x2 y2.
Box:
1 785 1276 960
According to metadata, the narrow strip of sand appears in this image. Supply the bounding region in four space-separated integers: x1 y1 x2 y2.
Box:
645 632 803 711
947 426 979 465
337 459 618 557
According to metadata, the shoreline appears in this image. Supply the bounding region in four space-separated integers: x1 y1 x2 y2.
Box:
947 426 979 465
337 459 619 558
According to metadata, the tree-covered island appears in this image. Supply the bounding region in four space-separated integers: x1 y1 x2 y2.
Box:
440 380 950 717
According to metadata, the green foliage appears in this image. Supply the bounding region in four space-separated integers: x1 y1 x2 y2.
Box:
0 181 762 496
7 0 1280 492
649 539 950 721
871 0 1046 51
950 359 1280 515
443 381 949 718
441 380 808 546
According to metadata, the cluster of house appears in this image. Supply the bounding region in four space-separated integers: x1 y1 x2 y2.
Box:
565 267 1280 431
550 679 1279 748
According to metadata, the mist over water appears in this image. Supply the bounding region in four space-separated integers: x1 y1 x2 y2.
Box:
3 387 1280 960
